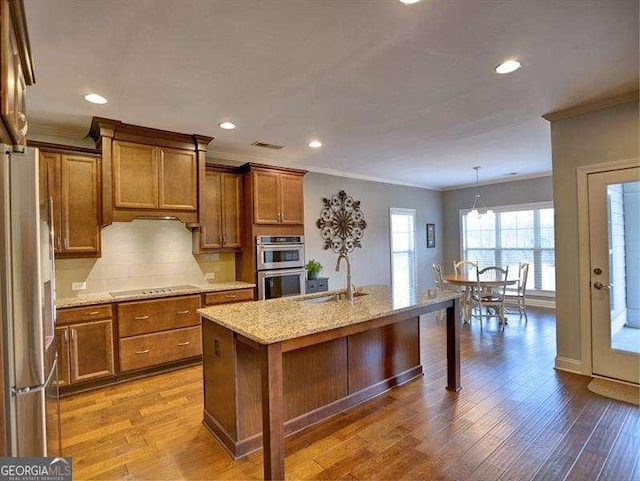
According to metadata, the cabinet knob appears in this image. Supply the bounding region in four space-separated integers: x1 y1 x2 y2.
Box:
134 315 149 320
225 295 237 299
177 341 191 346
176 310 190 315
88 311 100 316
135 349 150 355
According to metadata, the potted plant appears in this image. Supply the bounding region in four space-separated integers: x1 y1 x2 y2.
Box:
305 259 323 280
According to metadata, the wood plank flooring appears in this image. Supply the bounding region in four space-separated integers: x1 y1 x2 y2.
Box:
60 308 640 480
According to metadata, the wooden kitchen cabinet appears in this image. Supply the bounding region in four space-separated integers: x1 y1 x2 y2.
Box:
117 295 202 373
89 119 211 226
252 168 305 225
194 167 242 252
56 306 115 387
0 0 35 146
203 288 254 306
113 140 197 212
44 150 101 257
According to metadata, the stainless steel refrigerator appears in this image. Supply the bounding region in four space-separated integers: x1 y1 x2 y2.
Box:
0 145 61 456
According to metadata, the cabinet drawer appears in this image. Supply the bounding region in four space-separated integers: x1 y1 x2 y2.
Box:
204 289 254 306
57 305 112 324
118 295 200 338
119 326 201 372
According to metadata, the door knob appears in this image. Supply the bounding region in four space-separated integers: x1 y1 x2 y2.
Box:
593 281 610 290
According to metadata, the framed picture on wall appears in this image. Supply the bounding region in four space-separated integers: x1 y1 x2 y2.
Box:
426 223 436 248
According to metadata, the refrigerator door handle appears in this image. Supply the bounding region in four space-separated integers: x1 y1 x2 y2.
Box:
11 357 58 396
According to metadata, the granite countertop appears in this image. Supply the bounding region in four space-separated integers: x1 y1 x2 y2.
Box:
56 281 256 309
198 285 461 345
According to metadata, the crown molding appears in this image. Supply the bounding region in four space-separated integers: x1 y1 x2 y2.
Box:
542 91 639 122
443 172 553 191
207 148 435 190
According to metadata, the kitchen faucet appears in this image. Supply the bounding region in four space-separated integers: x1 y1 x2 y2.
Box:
335 253 356 301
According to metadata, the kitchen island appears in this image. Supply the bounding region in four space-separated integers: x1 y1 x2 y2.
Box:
199 285 462 480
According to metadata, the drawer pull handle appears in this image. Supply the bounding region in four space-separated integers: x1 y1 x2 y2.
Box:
135 315 149 320
88 311 100 316
177 310 190 314
177 341 191 346
225 295 237 299
135 349 150 355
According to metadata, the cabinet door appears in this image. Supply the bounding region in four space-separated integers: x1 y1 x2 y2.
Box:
158 147 197 211
113 141 158 209
43 152 62 254
221 172 242 248
60 154 100 254
253 170 280 224
280 173 304 224
55 327 70 387
200 169 223 249
69 320 115 384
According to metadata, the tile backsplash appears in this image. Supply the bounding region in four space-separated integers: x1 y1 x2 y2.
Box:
55 219 236 298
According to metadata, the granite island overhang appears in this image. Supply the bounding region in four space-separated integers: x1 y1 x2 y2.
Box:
198 285 462 480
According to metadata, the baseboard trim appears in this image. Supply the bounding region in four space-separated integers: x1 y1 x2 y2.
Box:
554 356 583 374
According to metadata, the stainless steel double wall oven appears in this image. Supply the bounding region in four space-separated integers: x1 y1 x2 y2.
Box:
256 235 305 300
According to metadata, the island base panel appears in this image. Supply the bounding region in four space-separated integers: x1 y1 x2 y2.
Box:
202 316 422 458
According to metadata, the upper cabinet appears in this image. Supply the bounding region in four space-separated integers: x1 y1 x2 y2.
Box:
193 166 242 253
112 141 197 211
40 146 101 258
89 117 212 225
250 166 305 225
0 0 35 146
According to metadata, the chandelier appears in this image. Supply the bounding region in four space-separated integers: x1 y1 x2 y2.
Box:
469 166 494 219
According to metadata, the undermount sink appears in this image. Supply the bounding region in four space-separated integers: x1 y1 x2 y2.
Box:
301 291 368 304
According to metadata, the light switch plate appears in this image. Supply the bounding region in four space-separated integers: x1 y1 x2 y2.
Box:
72 282 87 291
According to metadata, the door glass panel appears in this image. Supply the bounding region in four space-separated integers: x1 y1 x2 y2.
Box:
608 181 640 354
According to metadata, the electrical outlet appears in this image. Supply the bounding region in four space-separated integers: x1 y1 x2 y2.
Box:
204 272 215 280
72 282 87 291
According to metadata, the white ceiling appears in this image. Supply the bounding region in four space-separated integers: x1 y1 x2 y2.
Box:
24 0 638 190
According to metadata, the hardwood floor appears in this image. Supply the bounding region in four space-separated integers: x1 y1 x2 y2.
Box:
60 308 640 480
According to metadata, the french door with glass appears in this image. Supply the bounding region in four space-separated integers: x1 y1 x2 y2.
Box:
589 165 640 384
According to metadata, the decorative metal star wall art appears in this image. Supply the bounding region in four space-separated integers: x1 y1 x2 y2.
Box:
316 190 367 254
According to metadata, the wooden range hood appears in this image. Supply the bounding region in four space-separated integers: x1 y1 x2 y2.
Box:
89 117 213 226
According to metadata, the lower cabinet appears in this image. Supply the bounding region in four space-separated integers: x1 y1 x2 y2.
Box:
56 289 255 393
55 318 115 387
117 295 202 373
119 326 201 372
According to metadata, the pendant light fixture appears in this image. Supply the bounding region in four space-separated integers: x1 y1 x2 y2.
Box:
469 166 494 219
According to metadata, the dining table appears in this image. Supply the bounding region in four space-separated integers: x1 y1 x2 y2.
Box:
442 272 518 323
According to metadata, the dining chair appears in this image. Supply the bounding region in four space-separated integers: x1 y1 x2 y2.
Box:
432 263 446 322
453 260 478 276
453 260 478 322
471 266 509 330
506 262 529 322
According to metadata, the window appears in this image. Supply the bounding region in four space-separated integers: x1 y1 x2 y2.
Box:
390 208 417 305
461 202 555 291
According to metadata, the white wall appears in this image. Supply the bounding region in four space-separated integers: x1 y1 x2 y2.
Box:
303 173 442 293
549 99 639 367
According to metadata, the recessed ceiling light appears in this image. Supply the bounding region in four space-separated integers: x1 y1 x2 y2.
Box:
495 60 522 74
219 121 236 130
84 93 107 104
399 0 421 4
308 140 322 149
